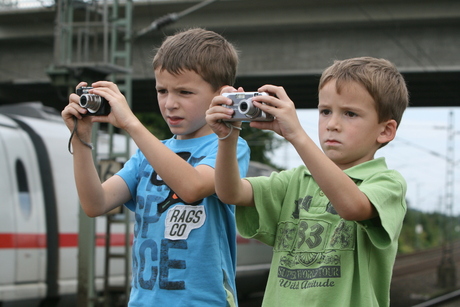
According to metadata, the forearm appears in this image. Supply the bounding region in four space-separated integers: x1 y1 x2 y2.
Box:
124 121 215 203
215 133 254 206
290 133 376 221
71 139 111 217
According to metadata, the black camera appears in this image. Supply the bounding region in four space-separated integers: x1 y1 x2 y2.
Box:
222 92 274 122
76 87 111 116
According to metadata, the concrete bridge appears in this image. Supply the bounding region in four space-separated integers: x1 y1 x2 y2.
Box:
1 0 460 113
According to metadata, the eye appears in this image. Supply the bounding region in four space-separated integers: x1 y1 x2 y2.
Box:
345 111 357 117
156 89 167 94
319 109 331 116
180 90 193 95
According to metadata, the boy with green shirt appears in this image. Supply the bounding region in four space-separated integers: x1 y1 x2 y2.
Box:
206 57 409 306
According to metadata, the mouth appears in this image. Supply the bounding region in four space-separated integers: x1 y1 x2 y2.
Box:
167 116 184 126
324 139 341 146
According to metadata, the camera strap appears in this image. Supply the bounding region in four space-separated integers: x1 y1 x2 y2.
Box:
217 122 242 140
68 117 94 154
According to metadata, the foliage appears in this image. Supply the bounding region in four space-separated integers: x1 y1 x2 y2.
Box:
239 123 286 170
398 207 460 254
136 112 173 140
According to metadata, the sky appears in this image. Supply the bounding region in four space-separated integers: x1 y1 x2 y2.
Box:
268 107 460 215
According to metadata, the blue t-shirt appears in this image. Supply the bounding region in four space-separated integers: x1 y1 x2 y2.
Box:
117 133 250 306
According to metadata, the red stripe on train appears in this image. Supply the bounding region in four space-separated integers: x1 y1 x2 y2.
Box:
0 233 132 249
0 233 253 249
237 236 252 244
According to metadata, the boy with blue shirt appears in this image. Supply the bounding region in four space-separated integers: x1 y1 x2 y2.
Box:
62 28 250 306
206 57 409 306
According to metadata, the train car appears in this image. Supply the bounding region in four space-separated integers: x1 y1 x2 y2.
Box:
0 102 272 306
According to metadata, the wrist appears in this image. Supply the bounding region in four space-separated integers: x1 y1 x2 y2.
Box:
218 122 242 141
289 131 313 150
67 117 95 154
124 118 144 136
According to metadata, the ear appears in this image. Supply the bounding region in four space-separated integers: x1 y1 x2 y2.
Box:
215 85 226 95
377 119 397 145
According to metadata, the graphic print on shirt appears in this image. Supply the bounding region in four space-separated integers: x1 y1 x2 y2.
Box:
152 152 204 213
276 195 356 290
132 151 207 291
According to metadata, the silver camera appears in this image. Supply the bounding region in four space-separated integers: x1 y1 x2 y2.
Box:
222 92 274 122
76 87 111 116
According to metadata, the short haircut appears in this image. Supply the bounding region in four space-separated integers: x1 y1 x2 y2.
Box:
319 57 409 128
153 28 239 91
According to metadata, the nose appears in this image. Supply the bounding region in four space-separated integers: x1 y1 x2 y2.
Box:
326 114 340 131
163 94 178 110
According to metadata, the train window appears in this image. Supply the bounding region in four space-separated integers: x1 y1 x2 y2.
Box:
16 159 32 219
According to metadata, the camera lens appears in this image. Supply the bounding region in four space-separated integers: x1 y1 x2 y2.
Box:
238 99 261 118
79 94 102 113
239 101 249 112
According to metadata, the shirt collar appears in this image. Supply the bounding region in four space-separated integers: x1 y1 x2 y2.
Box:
343 157 388 181
301 157 388 180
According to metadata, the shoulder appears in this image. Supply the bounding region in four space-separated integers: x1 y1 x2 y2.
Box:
346 158 406 186
247 165 311 190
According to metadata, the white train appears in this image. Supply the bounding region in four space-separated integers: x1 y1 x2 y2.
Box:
0 102 272 306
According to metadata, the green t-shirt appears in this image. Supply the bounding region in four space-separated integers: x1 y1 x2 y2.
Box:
237 157 406 307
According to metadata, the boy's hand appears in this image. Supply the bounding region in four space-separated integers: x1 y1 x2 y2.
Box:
249 84 304 142
61 81 93 140
206 86 243 139
86 81 139 131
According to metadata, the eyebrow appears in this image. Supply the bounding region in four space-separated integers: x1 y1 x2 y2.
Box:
317 102 367 112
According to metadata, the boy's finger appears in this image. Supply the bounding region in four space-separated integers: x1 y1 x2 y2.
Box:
75 82 87 90
211 96 231 107
258 84 289 99
219 86 237 94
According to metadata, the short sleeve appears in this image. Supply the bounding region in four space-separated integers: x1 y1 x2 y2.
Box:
194 136 249 178
116 149 142 211
358 170 407 249
236 169 295 246
236 137 251 178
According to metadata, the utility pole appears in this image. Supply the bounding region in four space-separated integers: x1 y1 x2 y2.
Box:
437 111 456 288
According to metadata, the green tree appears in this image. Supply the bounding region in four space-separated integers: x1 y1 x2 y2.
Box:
398 207 460 254
239 124 285 169
136 112 172 140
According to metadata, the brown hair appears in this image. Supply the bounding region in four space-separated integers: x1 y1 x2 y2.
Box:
319 57 409 128
153 28 239 91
